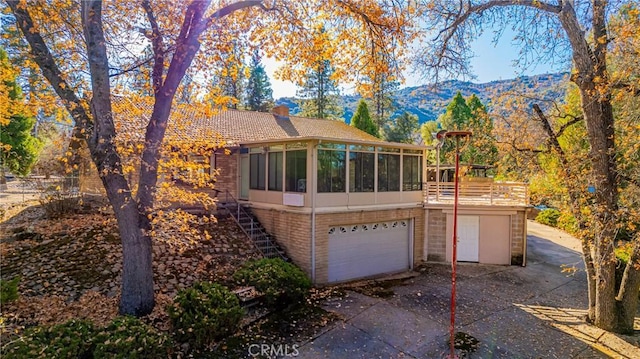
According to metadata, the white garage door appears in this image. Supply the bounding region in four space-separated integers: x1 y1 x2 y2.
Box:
328 219 411 283
457 215 479 262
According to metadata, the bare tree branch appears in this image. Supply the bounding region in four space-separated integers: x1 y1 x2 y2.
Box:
431 0 561 74
204 0 270 27
556 116 583 138
6 0 92 135
533 103 566 158
496 140 544 153
138 0 265 212
141 0 165 94
109 57 154 78
612 82 640 97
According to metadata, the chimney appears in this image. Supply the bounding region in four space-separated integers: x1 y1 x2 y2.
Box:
272 105 289 120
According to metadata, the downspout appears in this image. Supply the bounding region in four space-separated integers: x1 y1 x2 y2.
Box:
522 211 528 267
311 141 318 283
409 218 414 270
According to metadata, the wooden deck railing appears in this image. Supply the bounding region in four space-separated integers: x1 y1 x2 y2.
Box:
424 181 528 206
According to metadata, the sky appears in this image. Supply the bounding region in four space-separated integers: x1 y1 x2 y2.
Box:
264 27 569 99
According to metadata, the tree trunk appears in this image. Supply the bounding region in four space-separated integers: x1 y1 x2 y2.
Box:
616 237 640 333
577 87 618 332
558 1 630 333
577 85 618 331
0 163 6 191
581 239 597 322
82 0 155 316
102 175 155 315
115 205 155 316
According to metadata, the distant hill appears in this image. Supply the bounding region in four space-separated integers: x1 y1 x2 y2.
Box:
276 72 570 124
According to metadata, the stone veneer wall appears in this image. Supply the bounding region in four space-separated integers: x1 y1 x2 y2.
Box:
510 210 526 265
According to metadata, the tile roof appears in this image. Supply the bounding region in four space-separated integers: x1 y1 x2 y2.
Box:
113 96 392 147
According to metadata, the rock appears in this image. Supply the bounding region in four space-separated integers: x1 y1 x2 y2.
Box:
13 231 38 241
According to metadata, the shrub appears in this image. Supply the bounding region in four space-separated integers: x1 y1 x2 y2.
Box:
168 282 243 349
535 208 561 227
38 184 79 218
94 316 173 359
1 319 95 359
557 211 579 235
233 258 312 307
0 276 19 305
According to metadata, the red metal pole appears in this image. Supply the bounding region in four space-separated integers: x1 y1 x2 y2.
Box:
449 136 461 359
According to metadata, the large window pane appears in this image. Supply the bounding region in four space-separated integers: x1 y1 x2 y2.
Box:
250 153 265 190
268 151 283 191
378 154 400 191
349 152 374 192
318 149 346 193
403 155 422 191
285 150 307 192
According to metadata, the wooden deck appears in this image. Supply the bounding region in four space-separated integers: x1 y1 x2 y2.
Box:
424 181 528 206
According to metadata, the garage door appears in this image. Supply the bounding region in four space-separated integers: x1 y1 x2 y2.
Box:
457 215 479 262
328 219 411 283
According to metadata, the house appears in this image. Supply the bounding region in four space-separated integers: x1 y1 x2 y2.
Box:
82 98 529 284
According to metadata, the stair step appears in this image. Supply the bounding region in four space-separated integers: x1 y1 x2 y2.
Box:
254 239 274 246
243 225 264 230
224 197 289 261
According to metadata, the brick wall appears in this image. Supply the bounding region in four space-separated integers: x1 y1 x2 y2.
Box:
212 150 238 199
426 209 447 262
253 207 424 284
251 208 312 276
511 210 526 265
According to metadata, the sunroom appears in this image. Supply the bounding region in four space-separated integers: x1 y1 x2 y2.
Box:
230 138 427 284
237 139 425 208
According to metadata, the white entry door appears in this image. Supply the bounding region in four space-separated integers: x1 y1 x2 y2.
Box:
328 220 411 283
456 215 479 262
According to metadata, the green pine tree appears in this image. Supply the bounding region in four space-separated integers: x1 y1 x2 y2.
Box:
297 59 343 120
245 50 274 112
1 48 41 181
384 111 419 144
351 99 378 137
439 91 471 131
370 72 399 132
437 91 471 164
466 94 498 165
437 92 497 166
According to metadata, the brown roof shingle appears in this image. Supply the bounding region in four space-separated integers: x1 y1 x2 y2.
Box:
113 96 418 147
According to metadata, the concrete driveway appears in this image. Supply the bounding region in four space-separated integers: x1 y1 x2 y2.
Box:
298 221 640 358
